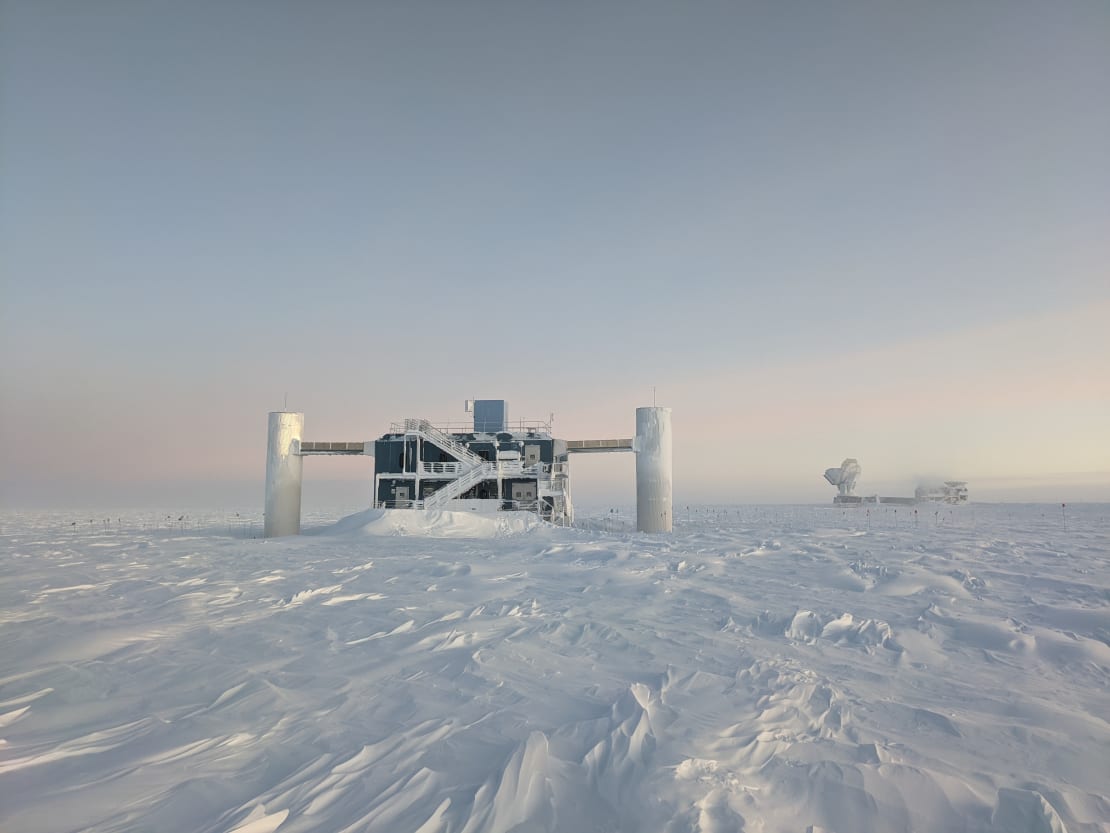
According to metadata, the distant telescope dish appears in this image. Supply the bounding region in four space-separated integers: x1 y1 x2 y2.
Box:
823 458 861 496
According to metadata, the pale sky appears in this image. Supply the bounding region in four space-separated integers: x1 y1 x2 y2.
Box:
2 1 1108 510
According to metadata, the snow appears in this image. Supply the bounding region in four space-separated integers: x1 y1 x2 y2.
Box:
1 504 1108 833
319 508 545 538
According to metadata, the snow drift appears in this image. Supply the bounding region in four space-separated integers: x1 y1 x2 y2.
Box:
1 503 1108 832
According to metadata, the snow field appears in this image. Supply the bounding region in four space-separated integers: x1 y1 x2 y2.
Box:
1 504 1108 832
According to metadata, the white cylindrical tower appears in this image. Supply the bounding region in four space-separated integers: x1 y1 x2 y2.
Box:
635 406 672 533
264 411 304 538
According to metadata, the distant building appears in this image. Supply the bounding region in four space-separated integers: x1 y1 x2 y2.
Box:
915 481 969 505
823 459 969 505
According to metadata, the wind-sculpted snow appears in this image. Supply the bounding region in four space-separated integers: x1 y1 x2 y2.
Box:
1 504 1108 832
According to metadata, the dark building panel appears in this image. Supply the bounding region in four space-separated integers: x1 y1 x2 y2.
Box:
375 437 418 473
473 400 509 433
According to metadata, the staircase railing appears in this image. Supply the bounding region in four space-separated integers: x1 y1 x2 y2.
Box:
404 419 484 466
423 462 496 509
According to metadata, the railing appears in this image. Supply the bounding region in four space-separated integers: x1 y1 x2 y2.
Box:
423 462 497 509
416 461 537 477
380 497 541 512
537 478 566 496
403 419 485 466
299 441 369 454
419 461 464 475
377 499 424 510
376 492 568 523
565 439 633 452
391 418 553 435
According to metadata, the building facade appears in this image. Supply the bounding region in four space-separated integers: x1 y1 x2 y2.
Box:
372 402 573 524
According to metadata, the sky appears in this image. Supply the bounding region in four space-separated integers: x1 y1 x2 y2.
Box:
2 0 1108 510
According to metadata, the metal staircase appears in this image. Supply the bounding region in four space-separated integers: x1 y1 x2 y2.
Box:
423 462 496 509
399 419 492 509
404 419 484 466
396 419 564 518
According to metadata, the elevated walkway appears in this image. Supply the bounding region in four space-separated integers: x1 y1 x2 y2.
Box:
296 437 631 458
566 439 633 453
298 441 372 456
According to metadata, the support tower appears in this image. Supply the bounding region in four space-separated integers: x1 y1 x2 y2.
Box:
264 411 304 537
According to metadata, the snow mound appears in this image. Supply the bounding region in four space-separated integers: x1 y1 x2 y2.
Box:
756 609 902 653
315 508 544 539
992 788 1070 833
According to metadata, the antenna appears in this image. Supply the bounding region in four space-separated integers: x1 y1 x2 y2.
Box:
284 392 288 411
653 386 656 407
